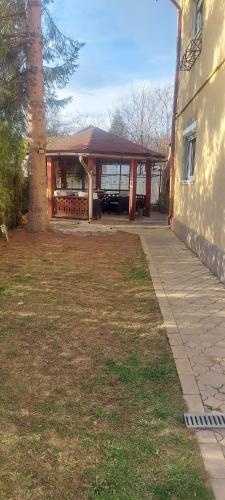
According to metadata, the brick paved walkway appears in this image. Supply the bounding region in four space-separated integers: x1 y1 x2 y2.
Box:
139 226 225 500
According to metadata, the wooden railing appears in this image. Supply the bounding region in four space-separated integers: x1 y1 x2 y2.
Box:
54 196 88 219
53 193 147 219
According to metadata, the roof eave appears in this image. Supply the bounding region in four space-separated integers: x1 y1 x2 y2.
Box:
46 150 166 162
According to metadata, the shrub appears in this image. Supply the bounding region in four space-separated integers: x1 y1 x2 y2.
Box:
0 121 26 227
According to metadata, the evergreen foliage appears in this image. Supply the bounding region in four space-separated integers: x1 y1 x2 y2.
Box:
0 0 84 123
109 108 128 139
0 121 26 226
0 0 84 225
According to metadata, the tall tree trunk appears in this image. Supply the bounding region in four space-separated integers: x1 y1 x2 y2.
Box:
27 0 48 232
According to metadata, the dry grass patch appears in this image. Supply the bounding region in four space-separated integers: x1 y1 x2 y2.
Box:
0 228 213 499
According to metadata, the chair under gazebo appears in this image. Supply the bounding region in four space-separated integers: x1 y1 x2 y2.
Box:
46 126 165 221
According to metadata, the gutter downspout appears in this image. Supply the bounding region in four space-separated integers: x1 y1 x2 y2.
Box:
168 0 182 226
79 155 93 221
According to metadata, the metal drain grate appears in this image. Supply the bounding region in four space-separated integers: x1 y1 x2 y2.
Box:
184 412 225 429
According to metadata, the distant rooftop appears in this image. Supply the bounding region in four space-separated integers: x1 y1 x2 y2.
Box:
47 126 165 161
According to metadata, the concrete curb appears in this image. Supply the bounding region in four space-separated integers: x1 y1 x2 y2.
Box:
140 232 225 500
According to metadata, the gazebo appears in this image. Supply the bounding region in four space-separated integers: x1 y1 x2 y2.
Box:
46 126 165 221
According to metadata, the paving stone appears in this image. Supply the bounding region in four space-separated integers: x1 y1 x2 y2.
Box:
215 341 225 348
216 394 225 401
179 327 203 335
201 391 215 401
196 358 215 369
161 310 175 323
211 479 225 499
175 358 193 375
194 368 210 379
167 334 183 346
199 373 225 389
158 297 170 308
179 375 199 395
196 431 217 444
202 385 218 397
184 394 204 412
164 325 179 335
204 397 222 410
205 347 225 358
181 339 202 348
199 444 225 479
193 367 207 378
215 433 225 443
211 365 224 374
171 345 187 359
163 320 178 329
214 328 225 335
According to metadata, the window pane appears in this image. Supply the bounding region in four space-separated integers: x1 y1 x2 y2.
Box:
55 162 61 188
184 137 196 179
137 164 145 194
66 164 87 190
190 138 196 177
184 138 189 179
195 0 203 33
102 164 120 175
101 164 120 191
120 175 129 191
137 176 145 195
121 164 129 175
101 175 120 190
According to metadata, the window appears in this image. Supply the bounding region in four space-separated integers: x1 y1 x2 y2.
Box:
195 0 204 35
66 164 82 189
120 165 130 191
101 164 120 191
55 161 61 189
137 165 146 195
101 164 129 192
183 121 197 182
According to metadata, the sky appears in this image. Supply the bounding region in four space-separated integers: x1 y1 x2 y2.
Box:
49 0 177 122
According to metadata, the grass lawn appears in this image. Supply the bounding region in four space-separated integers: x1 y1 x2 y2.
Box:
0 228 213 499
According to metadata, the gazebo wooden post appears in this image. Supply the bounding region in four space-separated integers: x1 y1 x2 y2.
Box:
129 159 138 220
47 156 56 218
145 160 152 217
61 158 67 189
88 158 94 221
96 158 102 190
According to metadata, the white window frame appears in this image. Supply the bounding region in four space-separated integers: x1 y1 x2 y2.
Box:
195 0 204 36
182 121 197 184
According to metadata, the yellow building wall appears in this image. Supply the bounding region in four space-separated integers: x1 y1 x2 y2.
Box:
178 0 225 111
174 0 225 268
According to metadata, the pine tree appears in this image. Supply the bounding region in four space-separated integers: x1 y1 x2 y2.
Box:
109 108 128 139
0 0 84 231
0 0 84 123
0 121 25 226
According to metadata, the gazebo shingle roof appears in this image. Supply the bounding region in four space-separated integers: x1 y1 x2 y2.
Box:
47 126 165 160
